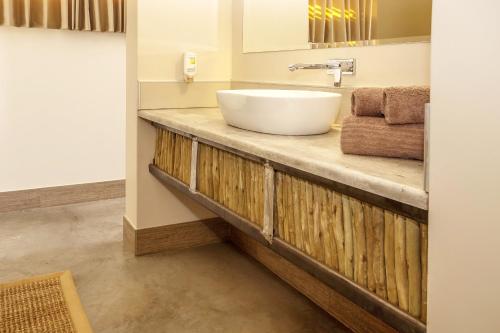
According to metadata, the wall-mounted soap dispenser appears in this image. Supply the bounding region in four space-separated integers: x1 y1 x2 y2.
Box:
183 52 197 83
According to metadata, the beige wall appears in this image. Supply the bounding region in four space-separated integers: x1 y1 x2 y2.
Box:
0 28 125 192
427 1 500 332
232 0 430 88
127 0 233 229
242 0 309 52
137 0 232 82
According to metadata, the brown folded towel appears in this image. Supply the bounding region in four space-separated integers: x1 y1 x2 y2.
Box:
383 86 430 124
351 88 385 117
341 116 424 160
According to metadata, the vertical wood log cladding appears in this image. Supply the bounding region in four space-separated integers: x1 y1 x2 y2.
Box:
153 128 192 185
275 171 427 322
197 143 265 227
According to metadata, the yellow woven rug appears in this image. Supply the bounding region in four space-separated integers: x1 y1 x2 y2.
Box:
0 271 93 333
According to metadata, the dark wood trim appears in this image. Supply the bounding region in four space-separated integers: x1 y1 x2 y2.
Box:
150 164 269 245
149 122 427 222
122 215 230 256
230 228 398 333
271 163 428 224
0 180 125 213
149 164 425 333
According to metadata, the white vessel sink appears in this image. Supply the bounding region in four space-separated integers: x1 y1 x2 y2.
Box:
217 89 341 135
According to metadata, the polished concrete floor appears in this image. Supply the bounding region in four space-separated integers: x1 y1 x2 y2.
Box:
0 198 350 333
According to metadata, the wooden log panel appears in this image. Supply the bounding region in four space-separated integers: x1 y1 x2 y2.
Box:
312 183 324 262
274 171 428 323
197 143 265 227
384 211 398 306
333 193 345 275
318 186 329 265
395 215 409 312
292 177 304 251
153 128 192 185
343 195 355 280
373 207 388 300
365 203 376 293
286 174 296 247
299 179 312 257
326 189 339 271
305 181 316 259
352 198 367 288
406 218 422 318
420 223 428 323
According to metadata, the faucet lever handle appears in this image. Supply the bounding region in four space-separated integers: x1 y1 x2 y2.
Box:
327 58 356 88
327 58 356 75
326 61 343 87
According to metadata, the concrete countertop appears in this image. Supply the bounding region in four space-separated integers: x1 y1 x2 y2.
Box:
139 108 428 210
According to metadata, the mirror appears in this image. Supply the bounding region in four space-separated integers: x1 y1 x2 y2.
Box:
243 0 432 53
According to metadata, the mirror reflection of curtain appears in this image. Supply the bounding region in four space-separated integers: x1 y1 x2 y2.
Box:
0 0 125 32
309 0 377 46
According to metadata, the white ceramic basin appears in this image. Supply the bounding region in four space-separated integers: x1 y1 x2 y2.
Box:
217 89 341 135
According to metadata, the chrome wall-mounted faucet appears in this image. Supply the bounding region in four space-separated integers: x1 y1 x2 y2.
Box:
288 58 356 88
288 63 331 71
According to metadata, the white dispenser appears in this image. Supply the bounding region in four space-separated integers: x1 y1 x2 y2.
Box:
183 52 197 83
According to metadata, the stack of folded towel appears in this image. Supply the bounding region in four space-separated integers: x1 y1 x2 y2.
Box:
341 87 430 160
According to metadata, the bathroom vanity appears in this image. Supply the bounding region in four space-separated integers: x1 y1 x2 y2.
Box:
139 108 428 333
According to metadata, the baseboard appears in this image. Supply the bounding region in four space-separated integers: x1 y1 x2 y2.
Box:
0 180 125 213
229 227 397 333
122 216 230 256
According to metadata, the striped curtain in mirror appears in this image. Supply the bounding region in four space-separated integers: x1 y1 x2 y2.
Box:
309 0 377 46
0 0 125 32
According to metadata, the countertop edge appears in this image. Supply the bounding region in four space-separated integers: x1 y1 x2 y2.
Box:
138 111 429 210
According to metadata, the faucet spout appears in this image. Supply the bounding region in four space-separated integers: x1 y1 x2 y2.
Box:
288 63 329 72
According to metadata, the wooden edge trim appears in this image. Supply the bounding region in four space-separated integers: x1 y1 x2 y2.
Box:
271 163 428 224
149 121 427 222
149 164 269 245
230 228 397 333
123 214 230 256
0 180 125 214
149 164 425 333
59 271 94 333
